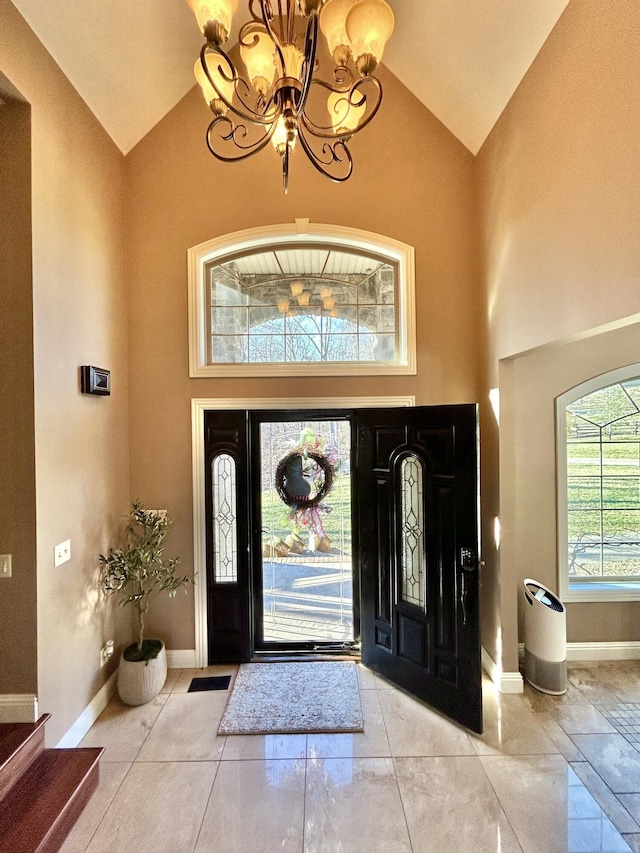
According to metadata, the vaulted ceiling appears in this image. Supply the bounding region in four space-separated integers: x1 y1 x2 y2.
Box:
11 0 569 155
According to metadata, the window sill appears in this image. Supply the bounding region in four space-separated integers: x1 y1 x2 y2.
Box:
189 361 417 378
565 580 640 602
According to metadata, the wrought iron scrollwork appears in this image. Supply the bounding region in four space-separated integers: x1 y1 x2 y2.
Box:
193 0 388 192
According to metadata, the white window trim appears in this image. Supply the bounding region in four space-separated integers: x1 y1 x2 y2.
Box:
187 219 416 377
556 362 640 602
191 394 415 667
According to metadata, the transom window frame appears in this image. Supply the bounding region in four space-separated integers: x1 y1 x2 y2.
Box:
188 220 416 377
556 363 640 603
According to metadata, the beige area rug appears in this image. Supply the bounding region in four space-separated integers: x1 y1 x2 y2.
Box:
218 661 364 735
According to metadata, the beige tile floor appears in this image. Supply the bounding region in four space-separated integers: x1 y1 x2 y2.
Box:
60 661 640 853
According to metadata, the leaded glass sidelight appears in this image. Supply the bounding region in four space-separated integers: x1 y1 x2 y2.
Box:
212 453 238 583
400 454 426 609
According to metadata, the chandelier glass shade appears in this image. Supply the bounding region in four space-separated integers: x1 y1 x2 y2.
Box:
186 0 394 192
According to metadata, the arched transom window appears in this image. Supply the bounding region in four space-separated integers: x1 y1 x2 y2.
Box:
557 366 640 601
188 222 415 377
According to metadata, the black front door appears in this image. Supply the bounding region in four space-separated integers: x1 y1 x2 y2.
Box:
204 403 482 733
356 405 482 733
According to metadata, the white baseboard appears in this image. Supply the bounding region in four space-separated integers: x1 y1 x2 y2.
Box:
55 649 198 748
482 647 524 694
518 641 640 662
567 641 640 661
166 649 197 668
0 694 39 723
57 671 118 748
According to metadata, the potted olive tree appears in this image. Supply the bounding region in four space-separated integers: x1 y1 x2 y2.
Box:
100 501 193 705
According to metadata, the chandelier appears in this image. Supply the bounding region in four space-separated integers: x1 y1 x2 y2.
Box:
186 0 395 192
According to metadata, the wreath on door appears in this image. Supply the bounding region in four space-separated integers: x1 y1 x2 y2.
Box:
275 449 334 509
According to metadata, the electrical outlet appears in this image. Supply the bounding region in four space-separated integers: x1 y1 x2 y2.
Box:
54 539 71 567
149 509 167 521
100 640 114 667
0 555 12 578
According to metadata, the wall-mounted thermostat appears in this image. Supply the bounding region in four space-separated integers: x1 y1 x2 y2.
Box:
81 365 110 396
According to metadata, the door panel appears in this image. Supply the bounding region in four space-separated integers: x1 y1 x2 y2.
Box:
204 410 252 662
356 405 482 733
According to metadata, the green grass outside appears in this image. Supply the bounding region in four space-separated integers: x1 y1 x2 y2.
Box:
260 473 353 555
564 439 640 578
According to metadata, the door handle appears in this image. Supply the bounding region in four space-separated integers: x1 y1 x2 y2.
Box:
459 547 477 626
461 572 469 626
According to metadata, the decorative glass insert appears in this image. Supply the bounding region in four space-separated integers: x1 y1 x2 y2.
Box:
400 454 426 609
206 245 397 366
566 376 640 585
212 453 238 583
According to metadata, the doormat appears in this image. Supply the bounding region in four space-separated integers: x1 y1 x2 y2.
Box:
188 675 232 692
218 661 363 735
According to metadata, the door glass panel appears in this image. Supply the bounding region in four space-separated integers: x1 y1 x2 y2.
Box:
400 454 425 609
259 419 353 644
212 453 238 583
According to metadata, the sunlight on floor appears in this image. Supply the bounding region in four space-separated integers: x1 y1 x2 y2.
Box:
62 661 640 853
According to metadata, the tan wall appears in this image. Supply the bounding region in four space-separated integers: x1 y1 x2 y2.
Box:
478 0 640 373
0 0 130 745
477 0 640 669
125 68 481 650
509 324 640 643
0 92 37 694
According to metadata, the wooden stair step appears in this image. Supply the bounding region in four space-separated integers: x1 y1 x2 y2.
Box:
0 714 50 802
0 747 103 853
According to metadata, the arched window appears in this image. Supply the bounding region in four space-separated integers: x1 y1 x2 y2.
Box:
188 221 415 377
557 365 640 601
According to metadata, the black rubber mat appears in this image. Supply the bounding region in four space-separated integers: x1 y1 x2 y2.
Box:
188 675 232 692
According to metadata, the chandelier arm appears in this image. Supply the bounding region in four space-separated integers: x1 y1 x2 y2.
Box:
296 123 354 182
255 0 279 49
201 43 280 126
296 9 319 119
287 0 295 44
302 76 383 139
206 114 278 162
282 138 290 194
248 0 267 25
332 65 355 88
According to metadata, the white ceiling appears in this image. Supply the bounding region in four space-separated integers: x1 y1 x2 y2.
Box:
11 0 569 156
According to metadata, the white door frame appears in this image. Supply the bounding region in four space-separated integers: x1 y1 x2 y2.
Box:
191 396 415 667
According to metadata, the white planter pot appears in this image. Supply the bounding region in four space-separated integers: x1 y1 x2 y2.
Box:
117 642 167 706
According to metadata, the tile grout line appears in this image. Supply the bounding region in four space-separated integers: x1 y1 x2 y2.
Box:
74 761 135 853
371 663 415 850
389 755 416 852
188 758 221 853
172 667 222 853
569 758 640 836
474 754 527 852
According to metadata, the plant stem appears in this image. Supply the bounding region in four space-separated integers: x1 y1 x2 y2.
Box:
138 600 145 652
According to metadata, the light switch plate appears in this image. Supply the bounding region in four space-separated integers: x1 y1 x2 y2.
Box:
0 555 12 578
54 540 71 567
